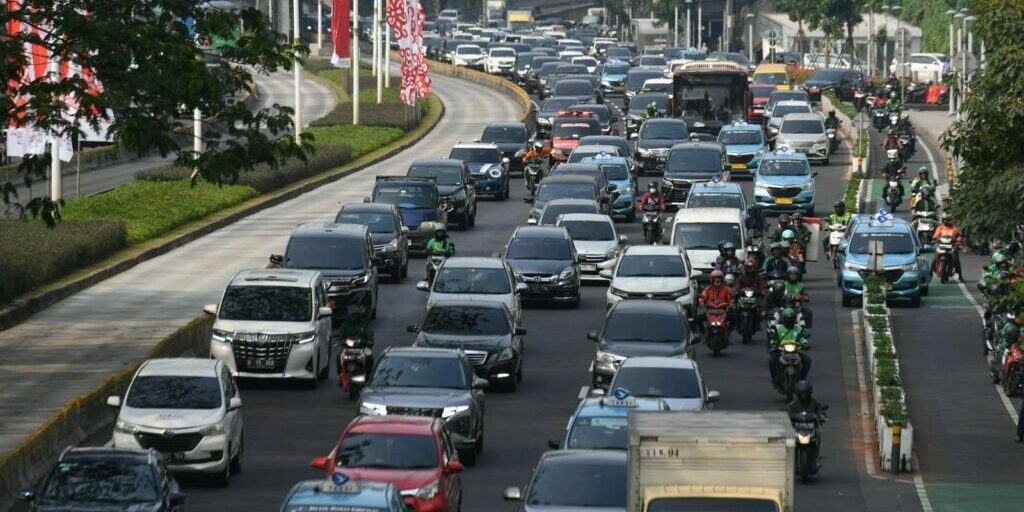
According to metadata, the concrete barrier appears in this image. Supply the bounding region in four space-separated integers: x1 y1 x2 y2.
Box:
427 60 535 131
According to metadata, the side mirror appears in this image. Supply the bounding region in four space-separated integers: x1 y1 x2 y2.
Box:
527 217 538 225
707 390 721 403
503 487 524 501
169 493 187 507
229 396 243 410
310 456 329 470
502 157 510 164
586 330 599 341
269 254 284 266
446 460 465 474
516 282 528 293
203 303 218 316
812 172 819 178
619 235 628 244
362 196 371 203
406 324 420 333
690 269 703 278
547 439 561 449
523 196 535 204
598 269 613 279
515 327 528 336
16 488 35 503
106 395 121 408
416 280 431 291
318 306 334 318
629 132 639 140
473 377 490 389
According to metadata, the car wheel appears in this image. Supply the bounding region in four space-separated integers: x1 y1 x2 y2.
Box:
215 449 231 487
457 212 469 231
230 435 243 474
469 204 477 227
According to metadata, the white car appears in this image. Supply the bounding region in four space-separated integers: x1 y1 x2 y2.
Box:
438 9 459 22
108 358 244 486
571 56 599 74
890 53 948 83
604 245 698 314
556 213 627 281
668 207 747 278
453 44 486 69
417 256 525 323
558 50 584 63
606 356 719 411
486 47 517 75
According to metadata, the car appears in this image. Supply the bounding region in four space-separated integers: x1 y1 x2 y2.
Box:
408 159 478 231
480 122 530 175
503 225 582 307
568 103 614 134
637 55 668 70
548 163 614 208
579 155 636 220
776 112 830 164
709 51 753 70
747 84 777 123
536 198 601 226
523 56 556 92
512 51 536 84
309 416 463 511
358 347 488 464
604 46 633 63
669 207 747 277
660 141 730 207
839 214 931 307
273 223 380 316
567 144 621 163
717 122 768 178
557 49 584 62
438 8 459 22
371 176 447 256
108 358 243 486
604 245 697 313
206 269 333 384
552 396 668 450
279 479 405 512
640 77 672 94
418 256 523 321
578 135 633 169
535 62 564 100
606 356 719 411
634 118 688 175
449 142 510 199
550 113 602 162
892 52 949 83
802 68 863 102
18 448 185 511
536 95 577 135
624 92 669 138
753 150 817 215
502 450 627 511
486 46 516 74
335 202 410 282
552 77 600 105
571 55 599 74
753 63 791 91
683 181 748 218
452 44 485 69
624 69 665 106
588 300 696 389
526 174 603 223
766 100 812 141
765 91 811 121
599 60 630 95
556 213 626 280
410 301 526 390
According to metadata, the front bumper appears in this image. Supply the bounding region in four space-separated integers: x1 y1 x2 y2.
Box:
211 338 320 380
472 356 518 382
605 288 696 315
842 269 923 299
402 493 450 512
472 175 505 197
636 150 670 171
781 142 830 162
372 246 404 273
754 188 815 212
519 277 579 302
578 258 615 280
113 430 228 474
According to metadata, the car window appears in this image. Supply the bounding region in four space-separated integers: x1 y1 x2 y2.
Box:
674 222 742 250
612 367 701 399
335 211 397 234
409 164 464 186
604 311 684 342
536 182 596 202
526 459 626 507
540 98 576 111
687 192 744 210
491 48 515 57
219 285 311 322
753 72 787 85
127 375 222 409
554 80 593 97
338 433 439 470
560 219 614 241
567 415 629 449
286 236 367 271
626 71 663 89
552 119 600 139
617 254 686 277
422 305 510 335
666 149 722 174
759 159 810 176
772 105 811 119
602 62 629 74
718 131 763 145
372 355 468 389
849 231 915 254
40 459 158 505
434 267 511 294
375 185 435 209
506 236 573 260
641 122 687 140
449 147 500 163
596 163 629 180
781 119 824 134
482 125 527 143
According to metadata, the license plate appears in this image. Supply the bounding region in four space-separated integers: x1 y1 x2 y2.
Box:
775 197 794 205
581 264 597 272
731 163 747 170
528 284 549 294
164 452 186 462
246 358 276 369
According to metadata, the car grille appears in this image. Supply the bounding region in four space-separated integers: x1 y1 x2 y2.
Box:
625 291 679 299
728 153 756 164
386 406 443 417
859 269 905 283
666 186 690 203
135 432 203 453
464 350 488 366
581 254 609 263
767 187 802 198
520 274 557 283
788 140 815 149
231 333 293 373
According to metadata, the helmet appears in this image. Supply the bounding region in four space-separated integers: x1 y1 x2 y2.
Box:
828 110 836 116
710 269 724 280
941 212 952 223
993 252 1009 264
648 181 658 191
779 241 791 250
833 200 846 213
887 128 897 136
787 266 801 276
647 102 658 112
744 258 758 270
434 222 447 234
779 214 791 225
781 307 797 324
533 141 544 151
795 380 813 398
724 274 736 286
770 242 783 253
918 166 929 176
782 229 795 241
722 242 736 251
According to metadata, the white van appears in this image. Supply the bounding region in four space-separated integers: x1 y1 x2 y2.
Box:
669 207 747 277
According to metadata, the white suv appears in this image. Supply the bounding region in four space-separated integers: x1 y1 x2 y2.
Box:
108 358 244 486
604 245 698 315
486 47 517 75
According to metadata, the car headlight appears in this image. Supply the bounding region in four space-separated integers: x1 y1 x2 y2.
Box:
596 350 626 366
845 261 867 272
769 126 779 134
559 266 576 280
488 167 503 178
610 287 628 297
601 80 611 86
754 182 769 193
817 136 829 145
495 348 515 361
406 479 440 500
360 402 388 416
292 331 316 344
442 405 470 419
114 419 139 434
669 286 691 298
538 117 552 125
799 181 815 190
343 338 361 347
199 421 226 436
211 329 231 343
384 239 400 251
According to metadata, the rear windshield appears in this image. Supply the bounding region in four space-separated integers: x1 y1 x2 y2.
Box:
41 460 157 505
506 236 573 260
719 131 763 145
612 367 700 399
335 211 395 234
603 62 629 74
673 222 742 250
219 285 311 322
666 149 721 174
286 235 367 271
569 107 609 124
482 125 527 143
537 182 596 202
560 219 614 241
849 231 915 254
567 416 628 450
526 459 626 508
629 94 669 113
553 119 600 139
604 311 684 343
374 184 435 209
491 48 515 57
617 254 686 277
641 122 687 140
338 433 438 470
434 267 510 295
449 147 500 163
759 160 810 176
541 204 599 225
639 56 667 67
772 105 811 119
687 192 744 210
754 72 787 85
554 80 593 97
409 164 464 186
627 71 663 89
541 98 576 111
127 376 222 409
649 498 779 512
422 305 510 335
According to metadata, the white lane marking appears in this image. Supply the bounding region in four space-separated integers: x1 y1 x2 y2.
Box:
914 475 935 512
578 385 589 400
917 135 940 183
850 311 880 477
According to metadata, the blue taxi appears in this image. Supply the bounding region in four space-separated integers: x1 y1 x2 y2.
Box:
838 211 931 308
753 149 817 215
580 153 636 221
551 394 668 450
279 476 404 511
684 181 748 218
717 122 768 179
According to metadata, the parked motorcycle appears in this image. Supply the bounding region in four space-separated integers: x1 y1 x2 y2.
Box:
1003 344 1024 397
934 235 957 283
790 407 828 483
339 337 374 400
736 288 761 345
703 308 731 356
640 200 663 244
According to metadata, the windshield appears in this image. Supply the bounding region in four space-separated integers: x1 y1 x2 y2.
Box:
649 498 779 512
554 80 592 97
541 204 598 225
126 376 222 409
617 254 686 277
516 53 535 66
603 63 629 75
772 105 811 119
719 131 763 145
409 164 463 186
781 119 824 134
641 122 687 140
769 93 808 106
754 72 787 85
449 147 500 163
507 237 572 260
491 49 515 57
604 311 684 343
540 63 562 77
337 433 439 470
335 211 395 234
759 160 810 176
849 231 916 254
219 285 311 322
40 459 157 505
629 94 668 113
434 267 510 295
537 182 596 202
526 459 626 507
687 192 744 210
560 219 614 241
613 367 700 399
627 72 663 89
595 163 629 180
374 185 435 209
568 416 628 450
371 355 467 389
751 87 774 99
286 236 366 271
422 305 510 335
606 48 631 59
541 98 576 111
639 56 667 67
666 149 721 174
456 46 482 55
482 126 526 144
674 222 742 250
553 120 600 139
574 57 597 66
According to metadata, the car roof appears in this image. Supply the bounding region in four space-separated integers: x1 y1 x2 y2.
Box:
579 135 628 146
557 213 613 224
690 181 744 193
580 156 628 166
138 358 219 378
348 415 439 435
540 174 598 185
513 225 571 239
623 244 684 257
608 299 682 315
541 449 627 465
671 141 724 152
573 145 619 154
383 346 464 358
619 355 697 370
451 142 499 150
440 256 506 269
672 207 744 223
720 123 762 133
575 397 668 417
762 150 810 162
338 202 396 214
285 480 397 507
412 158 463 168
554 163 601 172
484 122 526 130
782 113 823 122
292 223 367 238
853 217 912 234
230 269 320 287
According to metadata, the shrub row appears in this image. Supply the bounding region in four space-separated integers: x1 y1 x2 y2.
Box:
864 277 909 425
0 220 127 305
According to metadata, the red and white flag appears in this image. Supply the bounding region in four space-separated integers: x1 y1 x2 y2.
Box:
330 0 351 68
386 0 430 106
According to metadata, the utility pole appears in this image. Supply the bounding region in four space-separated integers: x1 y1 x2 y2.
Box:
317 0 324 51
697 0 703 49
293 0 302 141
352 0 360 124
377 0 383 104
48 57 61 203
674 6 679 47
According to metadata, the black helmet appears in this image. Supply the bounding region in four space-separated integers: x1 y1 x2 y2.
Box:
648 181 658 191
778 214 790 225
828 110 836 117
795 380 813 398
833 200 846 213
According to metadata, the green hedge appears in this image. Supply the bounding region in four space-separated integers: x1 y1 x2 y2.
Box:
0 220 127 304
63 181 258 244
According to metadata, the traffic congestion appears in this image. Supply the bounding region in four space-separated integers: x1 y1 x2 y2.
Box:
12 3 1005 512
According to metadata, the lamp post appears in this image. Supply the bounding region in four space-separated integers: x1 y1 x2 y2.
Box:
293 0 302 142
947 7 956 117
880 5 891 79
746 13 755 62
352 0 360 125
674 5 679 47
685 0 692 48
697 0 703 50
953 11 965 122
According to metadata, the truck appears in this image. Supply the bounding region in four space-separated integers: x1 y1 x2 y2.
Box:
581 7 607 27
630 18 670 50
507 9 533 30
485 0 506 26
627 411 795 512
671 60 750 137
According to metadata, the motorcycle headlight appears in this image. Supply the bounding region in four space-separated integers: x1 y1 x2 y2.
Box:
211 329 231 343
114 419 139 434
769 126 779 134
538 117 552 125
442 405 470 419
384 239 400 251
343 338 360 347
292 331 316 344
360 402 388 416
559 266 576 280
797 433 813 444
198 421 226 436
784 344 797 353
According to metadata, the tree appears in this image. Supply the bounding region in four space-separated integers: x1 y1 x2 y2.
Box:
777 0 817 59
943 0 1024 241
1 0 308 223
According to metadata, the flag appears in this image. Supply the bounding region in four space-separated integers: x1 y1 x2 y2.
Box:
331 0 352 68
386 0 430 106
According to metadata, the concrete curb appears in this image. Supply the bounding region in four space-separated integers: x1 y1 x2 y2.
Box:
426 59 534 127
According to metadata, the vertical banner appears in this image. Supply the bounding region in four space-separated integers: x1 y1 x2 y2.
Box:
386 0 430 106
331 0 352 68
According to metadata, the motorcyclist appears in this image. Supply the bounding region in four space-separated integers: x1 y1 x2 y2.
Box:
425 223 455 279
768 307 812 383
782 230 805 272
773 214 793 241
714 242 743 276
643 101 662 120
735 258 767 296
762 242 791 277
882 129 903 151
824 110 840 130
638 181 666 211
700 269 735 311
522 140 552 166
827 200 851 226
912 186 939 214
787 381 826 423
334 303 375 376
932 212 964 281
886 90 902 113
910 166 933 197
791 212 812 246
784 266 812 328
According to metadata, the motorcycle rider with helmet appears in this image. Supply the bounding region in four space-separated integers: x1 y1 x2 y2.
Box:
824 110 840 130
787 381 826 423
773 214 793 242
638 181 666 211
714 242 744 276
781 230 805 272
425 223 456 278
910 166 933 195
735 258 767 296
644 101 662 120
824 201 851 251
932 212 964 281
700 269 735 311
784 266 813 328
762 242 791 277
768 307 811 383
791 212 812 246
334 302 375 379
522 140 553 169
886 90 902 113
882 128 903 152
911 186 938 214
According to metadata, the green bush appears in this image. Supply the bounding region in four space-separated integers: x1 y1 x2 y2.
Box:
0 220 127 304
63 180 258 244
867 305 887 315
306 125 404 157
877 358 902 387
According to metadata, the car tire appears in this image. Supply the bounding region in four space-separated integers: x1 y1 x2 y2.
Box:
503 180 510 200
457 212 469 231
215 450 231 487
841 295 852 307
517 358 523 383
230 436 243 474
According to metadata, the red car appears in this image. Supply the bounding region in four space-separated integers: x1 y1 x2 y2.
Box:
747 84 776 123
311 416 464 511
550 112 601 162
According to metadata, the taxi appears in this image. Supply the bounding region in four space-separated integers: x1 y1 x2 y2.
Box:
683 181 748 218
579 153 636 221
753 63 792 91
279 475 405 512
717 121 768 178
752 149 816 215
838 211 931 308
551 393 668 450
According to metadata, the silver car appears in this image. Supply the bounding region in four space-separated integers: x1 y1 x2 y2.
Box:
418 257 525 323
776 112 831 164
766 100 812 141
606 356 719 411
555 213 627 281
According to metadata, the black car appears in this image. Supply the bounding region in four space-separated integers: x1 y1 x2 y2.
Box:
410 301 526 390
524 56 557 93
624 69 665 108
634 118 689 175
568 104 614 134
504 226 582 307
587 300 697 389
19 448 186 511
661 141 730 207
552 78 599 105
803 68 864 102
548 163 615 211
408 159 478 230
536 61 563 100
273 223 380 317
481 122 530 174
536 96 579 137
371 176 447 256
335 202 410 282
502 450 627 510
514 51 537 84
625 92 670 138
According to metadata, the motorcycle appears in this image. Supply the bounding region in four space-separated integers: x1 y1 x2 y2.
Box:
853 89 868 112
934 237 957 285
774 338 805 399
736 288 761 345
826 127 839 151
703 308 731 356
1003 344 1024 397
912 210 938 246
525 160 544 194
888 111 900 130
872 102 889 131
882 162 905 212
824 223 847 267
339 337 374 400
790 407 828 483
746 233 765 268
640 200 663 244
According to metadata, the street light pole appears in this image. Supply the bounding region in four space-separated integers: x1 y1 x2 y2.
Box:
686 0 692 48
697 0 703 49
674 5 679 47
948 9 957 115
317 0 323 51
293 0 302 141
746 13 755 62
352 0 360 125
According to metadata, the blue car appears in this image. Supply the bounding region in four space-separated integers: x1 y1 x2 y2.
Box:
753 150 817 215
838 213 931 307
449 142 510 199
580 154 636 221
553 396 668 450
599 61 630 95
718 122 768 179
371 176 446 256
279 477 405 511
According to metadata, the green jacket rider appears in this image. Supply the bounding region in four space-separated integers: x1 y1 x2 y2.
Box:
426 223 456 257
827 200 851 226
762 242 790 275
910 167 933 194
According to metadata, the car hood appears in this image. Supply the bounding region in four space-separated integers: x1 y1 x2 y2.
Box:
574 240 618 256
724 143 764 155
118 407 223 430
846 252 917 268
804 79 839 89
437 184 463 196
415 333 509 352
370 232 397 246
601 341 688 358
361 387 471 408
638 139 684 150
212 319 312 334
757 175 812 187
36 503 162 512
660 397 705 411
507 259 572 276
427 294 515 314
398 207 437 228
468 162 501 174
779 133 825 142
339 468 437 491
602 73 627 82
611 276 690 293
